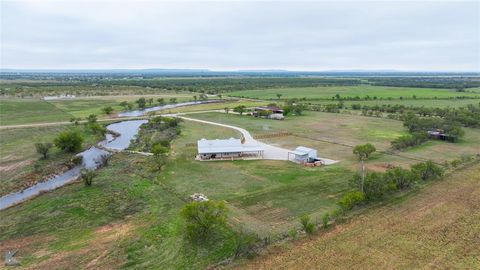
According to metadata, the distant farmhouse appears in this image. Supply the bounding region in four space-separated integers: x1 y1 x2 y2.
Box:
197 138 264 160
253 106 285 120
427 129 458 142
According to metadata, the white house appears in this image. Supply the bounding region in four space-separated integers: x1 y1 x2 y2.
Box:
197 138 264 160
288 146 318 163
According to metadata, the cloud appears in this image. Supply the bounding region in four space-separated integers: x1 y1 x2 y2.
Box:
1 0 479 71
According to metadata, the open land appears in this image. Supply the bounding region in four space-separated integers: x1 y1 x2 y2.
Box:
1 79 480 269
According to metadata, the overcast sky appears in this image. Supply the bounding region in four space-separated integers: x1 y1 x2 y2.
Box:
1 0 479 71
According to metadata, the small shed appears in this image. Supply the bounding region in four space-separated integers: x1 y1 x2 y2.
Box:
288 146 317 163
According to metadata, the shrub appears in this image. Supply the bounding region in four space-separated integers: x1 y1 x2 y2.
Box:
181 200 228 241
102 106 114 115
299 214 315 234
81 169 96 186
322 213 330 228
54 130 83 153
411 161 444 181
384 167 419 190
152 144 169 156
337 191 365 210
391 132 428 150
351 172 393 201
35 142 53 159
232 231 258 258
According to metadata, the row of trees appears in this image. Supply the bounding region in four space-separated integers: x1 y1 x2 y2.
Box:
339 160 444 210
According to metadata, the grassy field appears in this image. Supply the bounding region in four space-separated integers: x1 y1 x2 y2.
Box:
0 99 73 125
306 98 480 108
0 119 356 268
0 125 105 196
187 112 480 169
228 85 480 100
236 163 480 269
0 95 193 125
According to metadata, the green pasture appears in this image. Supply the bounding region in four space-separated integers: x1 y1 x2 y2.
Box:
306 98 480 108
0 125 106 196
228 85 480 100
0 99 73 125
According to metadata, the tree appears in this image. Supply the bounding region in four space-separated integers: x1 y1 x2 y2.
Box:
152 144 168 156
152 154 167 171
35 142 53 159
119 101 129 109
411 161 444 181
217 94 222 99
54 130 83 153
81 169 96 186
102 106 114 115
86 114 97 124
384 167 418 190
224 107 230 114
136 97 146 109
233 105 247 115
181 200 228 241
157 98 165 105
147 98 153 106
169 97 177 103
353 143 376 192
193 95 197 101
276 93 282 100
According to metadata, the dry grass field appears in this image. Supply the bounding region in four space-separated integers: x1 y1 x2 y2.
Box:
236 163 480 270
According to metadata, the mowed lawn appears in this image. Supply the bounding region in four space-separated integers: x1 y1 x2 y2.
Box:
165 120 353 234
0 99 73 125
228 85 480 100
237 164 480 270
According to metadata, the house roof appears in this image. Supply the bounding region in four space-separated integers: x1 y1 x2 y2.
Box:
255 106 284 112
197 138 264 154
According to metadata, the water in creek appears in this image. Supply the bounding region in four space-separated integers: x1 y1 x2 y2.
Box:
117 100 220 117
0 120 147 210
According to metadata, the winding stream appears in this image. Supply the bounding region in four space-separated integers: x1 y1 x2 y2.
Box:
0 101 217 210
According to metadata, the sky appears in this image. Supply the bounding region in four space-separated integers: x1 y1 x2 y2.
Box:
1 0 479 71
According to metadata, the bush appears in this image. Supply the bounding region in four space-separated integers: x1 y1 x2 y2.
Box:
411 161 444 181
351 172 393 201
337 191 365 210
181 200 228 241
81 169 96 186
299 214 315 234
391 132 428 150
232 231 258 258
152 144 169 156
384 167 419 190
102 106 114 115
35 142 53 159
54 130 84 153
322 213 330 228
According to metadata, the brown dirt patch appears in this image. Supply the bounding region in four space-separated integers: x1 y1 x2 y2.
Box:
0 222 134 270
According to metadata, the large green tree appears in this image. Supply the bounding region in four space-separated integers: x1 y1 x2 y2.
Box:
181 200 227 241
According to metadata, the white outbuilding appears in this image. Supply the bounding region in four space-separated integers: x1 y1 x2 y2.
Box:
197 138 264 160
288 146 318 163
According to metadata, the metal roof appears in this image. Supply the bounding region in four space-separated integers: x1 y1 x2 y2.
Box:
294 146 316 154
197 138 264 154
